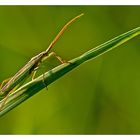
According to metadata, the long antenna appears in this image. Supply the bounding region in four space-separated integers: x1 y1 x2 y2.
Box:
45 13 84 53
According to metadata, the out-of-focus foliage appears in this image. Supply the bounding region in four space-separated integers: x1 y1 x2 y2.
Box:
0 6 140 134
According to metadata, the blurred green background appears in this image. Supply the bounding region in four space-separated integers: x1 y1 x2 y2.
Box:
0 6 140 134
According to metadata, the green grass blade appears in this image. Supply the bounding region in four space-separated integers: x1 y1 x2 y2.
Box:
0 27 140 117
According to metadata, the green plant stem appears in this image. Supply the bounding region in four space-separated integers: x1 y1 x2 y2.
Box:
0 27 140 117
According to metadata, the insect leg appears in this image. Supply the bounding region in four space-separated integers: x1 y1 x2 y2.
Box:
32 65 48 90
49 52 67 64
41 52 71 91
0 90 12 111
0 78 11 89
0 78 11 100
31 67 38 80
42 72 48 90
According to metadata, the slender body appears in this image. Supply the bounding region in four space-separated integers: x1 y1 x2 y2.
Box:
0 13 84 98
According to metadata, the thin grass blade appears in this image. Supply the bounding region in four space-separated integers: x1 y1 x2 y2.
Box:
0 27 140 117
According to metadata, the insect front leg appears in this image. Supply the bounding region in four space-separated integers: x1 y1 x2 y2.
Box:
49 52 69 64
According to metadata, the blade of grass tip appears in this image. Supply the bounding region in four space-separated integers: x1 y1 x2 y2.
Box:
79 26 140 62
0 27 140 117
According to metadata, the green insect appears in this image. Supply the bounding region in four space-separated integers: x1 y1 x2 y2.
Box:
0 13 84 110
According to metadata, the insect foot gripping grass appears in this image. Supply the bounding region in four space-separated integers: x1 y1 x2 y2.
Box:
0 13 84 111
0 23 140 117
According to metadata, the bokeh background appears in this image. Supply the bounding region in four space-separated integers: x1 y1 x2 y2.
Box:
0 6 140 134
